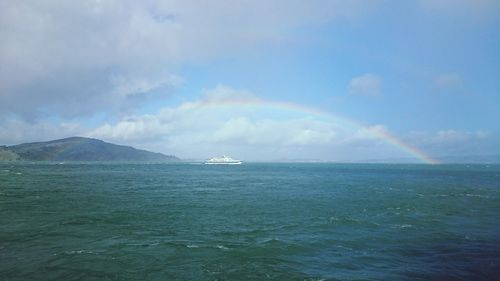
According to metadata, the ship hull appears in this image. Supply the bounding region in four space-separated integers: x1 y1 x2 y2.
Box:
205 161 242 165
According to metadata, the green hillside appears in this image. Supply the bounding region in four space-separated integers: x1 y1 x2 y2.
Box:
1 137 179 162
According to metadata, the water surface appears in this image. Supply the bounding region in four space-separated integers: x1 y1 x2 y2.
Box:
1 163 499 280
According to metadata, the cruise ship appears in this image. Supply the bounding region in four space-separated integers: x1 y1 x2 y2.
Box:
205 155 242 165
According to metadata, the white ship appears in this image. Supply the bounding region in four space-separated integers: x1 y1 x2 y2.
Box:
205 155 242 165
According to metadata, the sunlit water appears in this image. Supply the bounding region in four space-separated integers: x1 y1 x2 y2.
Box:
1 163 499 280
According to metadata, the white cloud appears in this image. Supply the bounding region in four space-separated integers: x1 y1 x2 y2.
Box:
212 117 337 146
110 74 183 98
405 129 497 157
0 118 84 145
88 85 342 159
2 83 496 162
349 125 388 142
0 1 368 119
201 84 261 103
85 85 421 161
348 73 381 97
410 129 488 144
90 114 167 142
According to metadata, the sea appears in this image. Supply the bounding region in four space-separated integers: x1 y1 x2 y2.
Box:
1 162 499 280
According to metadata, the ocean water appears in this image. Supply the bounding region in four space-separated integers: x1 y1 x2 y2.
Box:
1 163 499 281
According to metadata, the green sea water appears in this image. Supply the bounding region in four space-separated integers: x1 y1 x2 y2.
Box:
1 163 499 280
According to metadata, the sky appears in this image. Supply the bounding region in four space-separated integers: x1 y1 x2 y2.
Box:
0 0 499 162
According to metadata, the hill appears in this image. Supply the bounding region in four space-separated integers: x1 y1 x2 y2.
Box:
0 137 179 162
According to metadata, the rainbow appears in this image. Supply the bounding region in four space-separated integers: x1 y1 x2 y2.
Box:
188 97 439 164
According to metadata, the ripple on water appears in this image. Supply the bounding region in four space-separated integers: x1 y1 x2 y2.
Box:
1 163 499 280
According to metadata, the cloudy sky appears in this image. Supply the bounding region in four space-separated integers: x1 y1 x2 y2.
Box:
1 0 499 162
